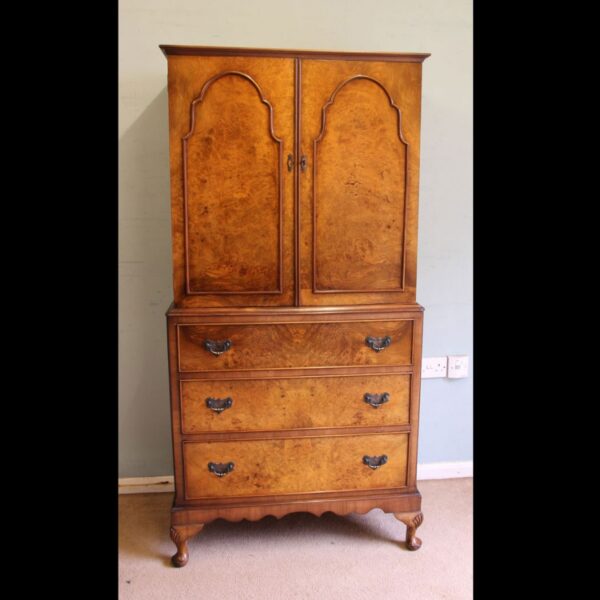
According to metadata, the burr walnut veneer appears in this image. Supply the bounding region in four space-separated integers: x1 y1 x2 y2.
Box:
161 45 429 567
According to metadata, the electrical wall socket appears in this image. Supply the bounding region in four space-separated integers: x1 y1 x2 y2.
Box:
421 356 447 378
448 355 469 379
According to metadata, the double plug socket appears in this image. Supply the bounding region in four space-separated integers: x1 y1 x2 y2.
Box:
421 355 469 379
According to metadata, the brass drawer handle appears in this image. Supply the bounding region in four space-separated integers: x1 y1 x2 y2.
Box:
363 392 390 408
205 397 233 414
365 336 392 352
203 339 232 356
300 155 307 172
363 455 388 470
287 154 294 172
207 462 235 477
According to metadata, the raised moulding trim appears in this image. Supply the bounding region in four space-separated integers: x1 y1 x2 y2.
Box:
312 75 410 294
182 70 284 296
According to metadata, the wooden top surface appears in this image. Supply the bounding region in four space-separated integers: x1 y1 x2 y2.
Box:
159 45 430 62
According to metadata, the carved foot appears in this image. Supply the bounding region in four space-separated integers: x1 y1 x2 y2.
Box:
170 524 204 567
394 511 423 551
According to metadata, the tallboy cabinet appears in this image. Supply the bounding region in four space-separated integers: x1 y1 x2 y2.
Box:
160 45 430 567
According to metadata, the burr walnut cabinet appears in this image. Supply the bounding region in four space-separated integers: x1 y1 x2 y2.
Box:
160 44 429 567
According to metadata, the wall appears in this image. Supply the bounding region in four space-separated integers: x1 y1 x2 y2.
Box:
119 0 472 476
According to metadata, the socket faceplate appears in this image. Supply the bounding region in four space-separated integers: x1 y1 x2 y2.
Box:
421 356 448 378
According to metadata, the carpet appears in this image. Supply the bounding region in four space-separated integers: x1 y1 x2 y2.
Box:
119 478 472 599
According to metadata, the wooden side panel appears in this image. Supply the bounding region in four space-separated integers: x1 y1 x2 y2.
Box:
177 319 413 371
181 373 411 433
167 55 295 307
406 310 423 489
167 314 186 505
300 59 423 305
183 433 408 499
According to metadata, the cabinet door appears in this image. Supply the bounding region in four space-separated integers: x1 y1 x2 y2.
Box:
167 56 295 307
299 60 423 305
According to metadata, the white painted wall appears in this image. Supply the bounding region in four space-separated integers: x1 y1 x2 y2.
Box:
119 0 473 476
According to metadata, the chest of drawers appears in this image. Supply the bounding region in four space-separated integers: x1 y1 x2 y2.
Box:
161 45 429 566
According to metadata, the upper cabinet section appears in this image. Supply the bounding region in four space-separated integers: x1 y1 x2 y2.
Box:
166 55 295 308
162 47 428 308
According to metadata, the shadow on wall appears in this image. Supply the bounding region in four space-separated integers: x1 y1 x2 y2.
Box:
119 86 174 477
120 86 170 223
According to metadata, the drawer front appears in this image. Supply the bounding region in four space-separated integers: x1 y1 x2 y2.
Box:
183 433 408 499
177 320 413 372
181 374 410 433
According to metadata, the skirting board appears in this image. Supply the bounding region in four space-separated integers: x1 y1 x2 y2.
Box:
118 461 473 494
417 460 472 481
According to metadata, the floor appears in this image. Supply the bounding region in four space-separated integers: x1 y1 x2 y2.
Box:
119 478 472 600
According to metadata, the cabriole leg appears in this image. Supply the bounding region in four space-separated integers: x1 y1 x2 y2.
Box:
170 524 204 567
394 511 424 551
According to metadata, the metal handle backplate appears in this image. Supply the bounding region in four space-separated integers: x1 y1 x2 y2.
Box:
363 392 390 408
363 455 388 470
208 462 235 477
203 339 232 356
365 336 392 352
205 397 233 414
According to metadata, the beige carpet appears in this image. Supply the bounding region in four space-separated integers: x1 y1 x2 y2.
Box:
119 478 472 599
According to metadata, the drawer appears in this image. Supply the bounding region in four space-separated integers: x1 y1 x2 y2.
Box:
177 320 413 372
181 374 410 433
182 433 408 499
